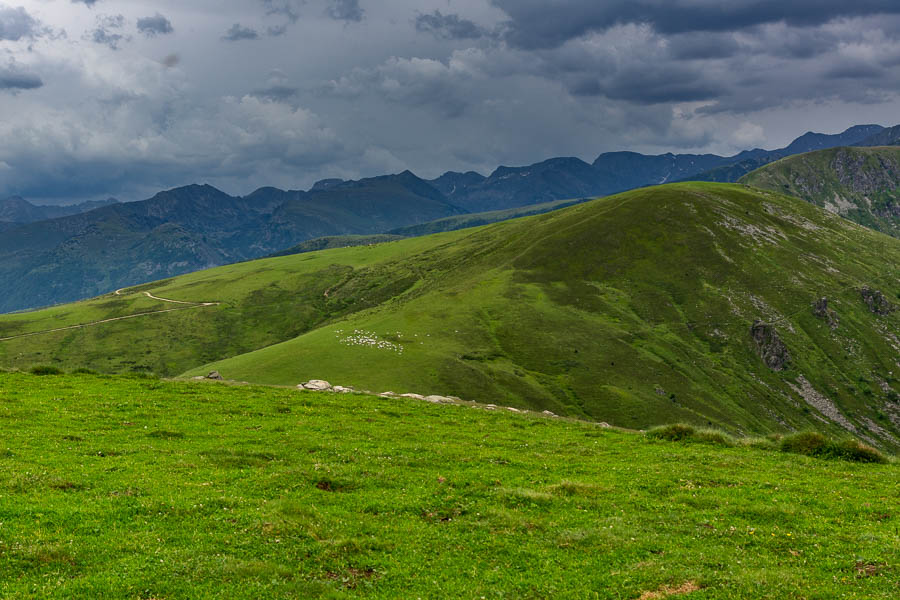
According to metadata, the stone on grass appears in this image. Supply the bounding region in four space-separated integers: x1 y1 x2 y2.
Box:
303 380 332 391
207 371 223 380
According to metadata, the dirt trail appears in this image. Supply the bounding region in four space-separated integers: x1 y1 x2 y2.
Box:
0 289 219 343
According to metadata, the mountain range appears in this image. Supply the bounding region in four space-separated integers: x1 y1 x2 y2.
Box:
2 181 898 450
0 196 118 225
0 122 897 313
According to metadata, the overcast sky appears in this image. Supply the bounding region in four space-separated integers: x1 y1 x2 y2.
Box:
2 0 900 203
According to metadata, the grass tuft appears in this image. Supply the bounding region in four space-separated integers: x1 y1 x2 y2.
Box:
29 365 65 376
779 431 829 456
646 423 696 441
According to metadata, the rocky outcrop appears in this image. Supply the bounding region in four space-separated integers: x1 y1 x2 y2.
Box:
860 286 896 315
751 320 790 371
301 379 333 391
207 371 224 380
812 297 839 329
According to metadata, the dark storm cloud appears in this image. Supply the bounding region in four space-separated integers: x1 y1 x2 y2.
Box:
667 33 741 60
0 5 42 41
326 0 363 23
415 11 487 40
222 23 260 41
491 0 900 48
88 14 129 50
0 67 42 91
137 13 174 37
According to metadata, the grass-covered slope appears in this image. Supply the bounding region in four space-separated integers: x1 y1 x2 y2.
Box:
2 183 899 446
741 146 900 237
0 371 896 598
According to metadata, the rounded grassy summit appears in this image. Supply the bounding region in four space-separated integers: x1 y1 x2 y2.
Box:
2 182 899 448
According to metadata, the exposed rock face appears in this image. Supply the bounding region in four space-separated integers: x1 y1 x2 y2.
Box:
751 320 790 371
302 380 332 390
207 371 224 380
812 297 839 329
860 286 896 315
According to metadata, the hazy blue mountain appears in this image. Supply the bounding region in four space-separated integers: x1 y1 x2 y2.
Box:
0 196 118 225
689 124 885 183
857 124 900 147
0 174 461 313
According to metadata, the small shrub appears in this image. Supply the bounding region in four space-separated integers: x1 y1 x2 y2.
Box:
29 365 64 376
70 367 98 375
827 439 889 464
780 431 828 456
694 429 736 447
742 437 778 451
646 423 695 441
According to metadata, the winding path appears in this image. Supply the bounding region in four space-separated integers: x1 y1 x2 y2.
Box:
0 289 219 343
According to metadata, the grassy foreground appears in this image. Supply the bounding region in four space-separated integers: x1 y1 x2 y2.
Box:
0 371 897 598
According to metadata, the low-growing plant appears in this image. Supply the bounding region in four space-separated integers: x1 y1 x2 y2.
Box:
779 431 828 456
827 439 889 464
29 365 64 376
70 367 99 375
693 428 736 447
646 423 695 441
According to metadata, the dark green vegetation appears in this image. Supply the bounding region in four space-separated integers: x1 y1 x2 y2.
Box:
0 371 896 598
647 424 889 464
741 146 900 237
271 198 589 259
268 235 407 258
2 182 899 449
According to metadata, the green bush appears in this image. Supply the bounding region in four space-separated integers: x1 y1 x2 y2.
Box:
693 429 736 447
29 365 64 376
827 439 889 464
70 367 99 375
779 431 828 456
646 423 695 441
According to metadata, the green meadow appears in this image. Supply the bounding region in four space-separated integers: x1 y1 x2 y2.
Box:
0 371 896 598
1 183 897 446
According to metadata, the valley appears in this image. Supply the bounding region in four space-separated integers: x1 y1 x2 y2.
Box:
2 182 898 450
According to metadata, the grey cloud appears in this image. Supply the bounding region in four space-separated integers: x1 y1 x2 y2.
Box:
0 6 42 41
0 67 42 92
162 54 179 68
415 11 487 40
263 0 303 24
137 13 173 37
667 33 741 60
71 0 99 6
252 85 299 101
222 23 260 41
326 0 363 23
824 60 885 80
89 14 129 50
491 0 900 49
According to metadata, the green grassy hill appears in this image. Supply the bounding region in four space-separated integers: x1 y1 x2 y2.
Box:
741 146 900 237
1 183 899 447
0 371 895 598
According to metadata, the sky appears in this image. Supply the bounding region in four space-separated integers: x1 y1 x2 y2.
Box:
2 1 900 204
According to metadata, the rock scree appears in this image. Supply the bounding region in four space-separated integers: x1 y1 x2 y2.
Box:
812 297 839 329
750 320 790 371
860 286 896 315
